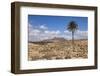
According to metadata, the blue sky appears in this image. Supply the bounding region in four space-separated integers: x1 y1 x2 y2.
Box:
28 15 88 41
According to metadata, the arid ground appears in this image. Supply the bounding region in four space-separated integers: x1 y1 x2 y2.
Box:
28 39 88 61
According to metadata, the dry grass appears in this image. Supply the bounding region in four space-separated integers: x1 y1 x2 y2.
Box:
28 40 88 61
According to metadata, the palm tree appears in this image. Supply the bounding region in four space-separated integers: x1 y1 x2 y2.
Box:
67 21 78 51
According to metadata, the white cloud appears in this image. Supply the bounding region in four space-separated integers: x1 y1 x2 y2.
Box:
64 30 70 33
28 23 61 41
28 23 88 42
44 30 60 35
29 29 40 36
28 23 33 32
75 30 88 39
40 25 48 30
64 30 88 40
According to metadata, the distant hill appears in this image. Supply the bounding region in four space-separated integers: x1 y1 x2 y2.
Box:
29 37 87 43
42 37 66 42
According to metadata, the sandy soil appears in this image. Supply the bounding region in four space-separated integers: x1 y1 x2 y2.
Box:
28 40 88 61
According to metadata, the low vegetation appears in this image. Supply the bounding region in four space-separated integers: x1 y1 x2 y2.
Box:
28 40 88 61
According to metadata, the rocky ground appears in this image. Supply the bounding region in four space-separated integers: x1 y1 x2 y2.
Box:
28 40 88 61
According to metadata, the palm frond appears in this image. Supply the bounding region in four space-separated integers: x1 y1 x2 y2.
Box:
67 21 78 32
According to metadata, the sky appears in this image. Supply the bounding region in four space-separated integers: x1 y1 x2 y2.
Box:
28 15 88 41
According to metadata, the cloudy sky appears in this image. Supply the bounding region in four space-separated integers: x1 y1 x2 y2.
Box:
28 15 88 42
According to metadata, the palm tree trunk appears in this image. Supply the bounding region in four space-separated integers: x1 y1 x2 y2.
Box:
72 31 74 51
